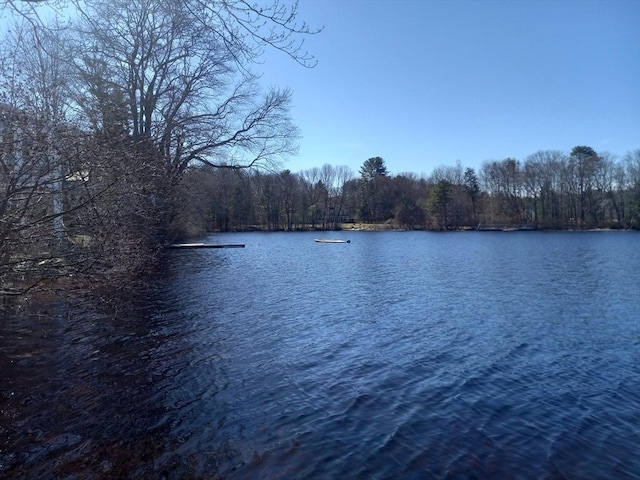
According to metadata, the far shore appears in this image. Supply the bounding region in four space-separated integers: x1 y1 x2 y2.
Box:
207 223 637 233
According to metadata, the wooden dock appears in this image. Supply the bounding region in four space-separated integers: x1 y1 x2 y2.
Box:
314 238 350 243
169 243 245 249
476 224 536 232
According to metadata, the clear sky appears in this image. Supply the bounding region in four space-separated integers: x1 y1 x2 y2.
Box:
261 0 640 176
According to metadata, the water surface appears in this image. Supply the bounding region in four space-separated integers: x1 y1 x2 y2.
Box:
1 231 639 479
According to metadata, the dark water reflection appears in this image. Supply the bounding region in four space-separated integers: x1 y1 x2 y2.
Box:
1 231 639 479
0 296 202 478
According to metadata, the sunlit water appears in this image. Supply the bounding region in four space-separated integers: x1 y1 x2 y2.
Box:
1 231 639 479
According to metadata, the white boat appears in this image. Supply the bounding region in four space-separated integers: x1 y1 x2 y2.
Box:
314 239 350 243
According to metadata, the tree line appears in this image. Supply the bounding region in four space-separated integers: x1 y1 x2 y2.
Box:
177 148 640 233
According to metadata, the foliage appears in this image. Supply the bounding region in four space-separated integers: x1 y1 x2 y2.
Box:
359 156 390 222
359 156 388 180
427 180 451 230
173 147 640 233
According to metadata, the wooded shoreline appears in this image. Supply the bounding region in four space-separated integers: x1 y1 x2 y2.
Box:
205 222 638 233
1 6 638 298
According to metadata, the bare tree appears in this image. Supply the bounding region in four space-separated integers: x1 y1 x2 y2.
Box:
279 169 299 230
0 23 83 294
299 167 321 228
332 165 355 227
527 150 566 227
623 149 640 227
1 0 320 296
68 0 314 178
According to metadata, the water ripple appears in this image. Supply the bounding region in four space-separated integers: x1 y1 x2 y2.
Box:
2 231 639 479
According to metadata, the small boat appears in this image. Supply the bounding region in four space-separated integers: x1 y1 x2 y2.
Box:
314 239 350 244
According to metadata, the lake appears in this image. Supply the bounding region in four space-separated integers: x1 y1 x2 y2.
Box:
1 231 639 479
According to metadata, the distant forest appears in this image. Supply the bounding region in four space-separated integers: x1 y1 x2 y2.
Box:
176 147 640 234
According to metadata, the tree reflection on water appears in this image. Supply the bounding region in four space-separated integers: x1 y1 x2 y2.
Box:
0 286 235 479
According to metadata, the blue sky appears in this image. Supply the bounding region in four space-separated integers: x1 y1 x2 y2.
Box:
261 0 640 176
1 0 637 177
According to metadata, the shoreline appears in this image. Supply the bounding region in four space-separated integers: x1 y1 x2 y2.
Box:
207 224 637 233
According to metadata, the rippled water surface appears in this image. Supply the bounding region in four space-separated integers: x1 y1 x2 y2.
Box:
2 231 639 479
